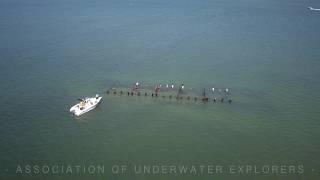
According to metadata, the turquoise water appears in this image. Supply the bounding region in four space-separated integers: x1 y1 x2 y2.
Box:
1 0 320 179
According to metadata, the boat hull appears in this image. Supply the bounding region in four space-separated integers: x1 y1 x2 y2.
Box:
70 97 102 116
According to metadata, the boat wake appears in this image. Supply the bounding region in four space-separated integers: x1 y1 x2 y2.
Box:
309 7 320 11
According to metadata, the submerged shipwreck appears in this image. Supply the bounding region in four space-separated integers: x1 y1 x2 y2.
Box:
105 82 232 104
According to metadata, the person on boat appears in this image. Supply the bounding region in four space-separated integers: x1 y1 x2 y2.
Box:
171 83 174 89
178 83 184 94
212 87 215 92
134 81 140 90
155 84 160 93
202 88 209 102
166 84 169 88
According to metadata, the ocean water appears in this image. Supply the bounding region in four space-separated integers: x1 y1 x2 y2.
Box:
0 0 320 179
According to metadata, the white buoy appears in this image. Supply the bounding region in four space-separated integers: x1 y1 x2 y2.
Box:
171 84 174 89
166 84 169 88
135 82 139 86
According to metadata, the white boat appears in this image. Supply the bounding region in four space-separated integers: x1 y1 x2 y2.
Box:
70 94 102 116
